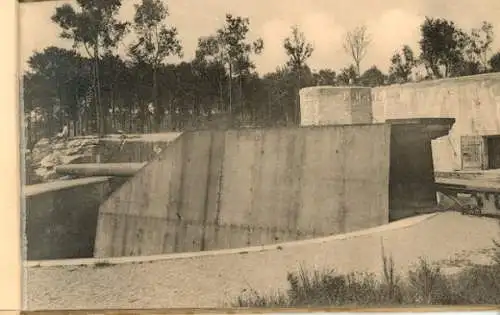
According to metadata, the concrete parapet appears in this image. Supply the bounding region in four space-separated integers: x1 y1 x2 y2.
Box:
299 86 373 126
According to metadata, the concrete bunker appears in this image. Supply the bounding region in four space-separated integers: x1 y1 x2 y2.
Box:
24 86 455 260
92 86 454 258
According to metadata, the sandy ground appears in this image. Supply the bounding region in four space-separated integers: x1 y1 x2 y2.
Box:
24 212 499 310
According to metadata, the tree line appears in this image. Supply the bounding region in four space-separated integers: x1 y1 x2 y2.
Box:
23 0 500 144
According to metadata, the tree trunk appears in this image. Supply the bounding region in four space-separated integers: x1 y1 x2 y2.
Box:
26 115 33 151
92 49 100 136
152 65 161 133
219 74 223 112
239 74 243 121
295 65 302 125
228 63 233 114
93 40 105 137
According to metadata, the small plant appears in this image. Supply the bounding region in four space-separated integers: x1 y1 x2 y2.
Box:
235 286 289 307
93 261 114 268
407 258 454 304
233 237 500 307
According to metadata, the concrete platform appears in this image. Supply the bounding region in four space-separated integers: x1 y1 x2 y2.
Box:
436 177 500 193
435 176 500 216
436 169 500 182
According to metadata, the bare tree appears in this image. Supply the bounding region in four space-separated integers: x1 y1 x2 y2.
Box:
343 25 371 77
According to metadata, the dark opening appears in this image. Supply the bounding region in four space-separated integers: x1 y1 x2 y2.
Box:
487 136 500 169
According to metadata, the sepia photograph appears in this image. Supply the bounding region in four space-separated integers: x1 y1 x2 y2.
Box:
19 0 500 312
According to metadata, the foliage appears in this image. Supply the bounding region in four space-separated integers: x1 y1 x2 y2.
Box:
312 69 336 86
234 244 500 307
419 17 468 78
129 0 183 131
283 25 314 124
195 14 264 115
24 46 91 133
51 0 129 135
489 52 500 72
360 66 387 87
337 65 358 86
388 45 418 84
24 8 498 138
283 25 314 72
418 17 495 78
466 21 494 71
129 0 182 65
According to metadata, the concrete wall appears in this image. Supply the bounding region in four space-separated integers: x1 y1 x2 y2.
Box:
300 86 372 126
24 177 126 260
372 73 500 171
94 125 392 258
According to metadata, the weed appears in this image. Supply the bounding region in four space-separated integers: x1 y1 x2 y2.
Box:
233 242 500 307
93 261 114 268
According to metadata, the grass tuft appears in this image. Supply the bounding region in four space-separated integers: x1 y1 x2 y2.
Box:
233 239 500 307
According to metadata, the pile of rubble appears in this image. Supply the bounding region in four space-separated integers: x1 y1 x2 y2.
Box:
25 137 100 184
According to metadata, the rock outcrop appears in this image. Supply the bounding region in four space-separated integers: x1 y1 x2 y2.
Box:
25 137 100 184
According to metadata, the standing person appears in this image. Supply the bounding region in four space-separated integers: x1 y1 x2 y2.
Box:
56 123 69 141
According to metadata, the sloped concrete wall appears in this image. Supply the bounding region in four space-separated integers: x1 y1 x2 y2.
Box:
94 125 391 258
372 73 500 171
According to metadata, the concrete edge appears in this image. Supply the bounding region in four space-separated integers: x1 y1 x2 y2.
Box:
25 213 440 268
23 176 112 197
372 72 500 90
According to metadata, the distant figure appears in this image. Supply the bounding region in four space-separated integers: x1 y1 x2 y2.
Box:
56 124 69 141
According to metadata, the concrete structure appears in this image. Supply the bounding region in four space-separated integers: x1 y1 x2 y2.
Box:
24 133 182 260
387 118 455 220
298 86 455 220
94 125 390 257
300 86 372 126
94 116 454 258
372 73 500 172
435 170 500 216
24 177 126 260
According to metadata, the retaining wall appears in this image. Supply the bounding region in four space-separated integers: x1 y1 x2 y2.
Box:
372 73 500 171
94 124 392 258
24 177 126 260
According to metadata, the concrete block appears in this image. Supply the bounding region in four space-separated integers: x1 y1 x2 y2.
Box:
299 86 373 126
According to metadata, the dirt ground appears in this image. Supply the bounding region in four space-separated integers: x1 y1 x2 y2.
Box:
24 212 499 310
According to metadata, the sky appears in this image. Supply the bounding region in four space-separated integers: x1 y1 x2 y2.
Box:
19 0 500 76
